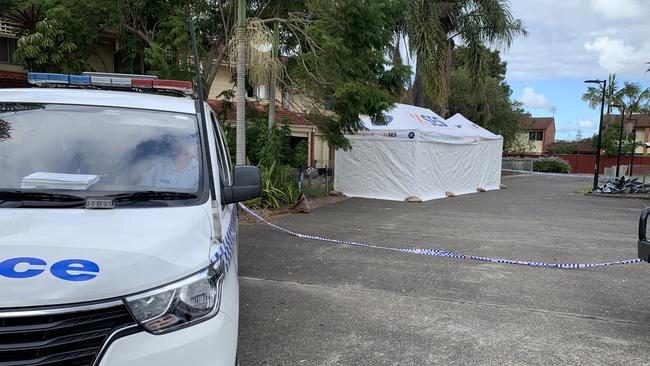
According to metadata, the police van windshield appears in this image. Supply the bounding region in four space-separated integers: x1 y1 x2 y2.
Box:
0 103 203 198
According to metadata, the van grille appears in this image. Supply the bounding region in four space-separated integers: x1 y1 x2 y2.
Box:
0 302 137 366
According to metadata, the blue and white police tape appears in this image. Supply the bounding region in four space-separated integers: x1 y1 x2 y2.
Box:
502 169 620 180
239 203 642 269
502 169 604 178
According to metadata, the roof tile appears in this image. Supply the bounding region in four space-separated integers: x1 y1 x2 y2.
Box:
519 114 554 130
208 99 313 127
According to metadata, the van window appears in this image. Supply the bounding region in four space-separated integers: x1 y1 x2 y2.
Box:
210 112 232 187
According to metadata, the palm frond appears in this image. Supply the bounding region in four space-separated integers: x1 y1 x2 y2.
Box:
5 4 42 32
405 0 448 107
581 86 602 110
456 0 527 49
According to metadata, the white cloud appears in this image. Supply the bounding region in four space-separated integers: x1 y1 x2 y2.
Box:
590 0 643 19
518 87 552 108
578 119 594 129
584 36 650 74
502 0 650 80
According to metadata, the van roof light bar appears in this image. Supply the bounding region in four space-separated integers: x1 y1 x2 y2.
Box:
27 72 193 96
82 72 158 80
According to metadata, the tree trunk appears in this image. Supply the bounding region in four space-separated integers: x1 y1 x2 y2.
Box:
235 0 247 165
411 61 425 107
392 32 402 66
268 21 278 130
267 79 277 129
439 39 454 118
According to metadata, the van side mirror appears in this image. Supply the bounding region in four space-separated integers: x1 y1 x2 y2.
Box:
221 166 262 205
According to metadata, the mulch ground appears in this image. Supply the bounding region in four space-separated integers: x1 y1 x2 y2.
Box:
238 194 349 224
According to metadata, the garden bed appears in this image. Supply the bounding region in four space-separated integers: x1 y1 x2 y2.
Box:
239 195 348 224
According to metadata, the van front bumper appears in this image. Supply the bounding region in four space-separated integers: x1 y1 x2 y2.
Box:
98 311 238 366
639 239 650 262
638 207 650 263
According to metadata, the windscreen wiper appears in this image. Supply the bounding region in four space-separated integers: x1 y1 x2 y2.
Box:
0 190 86 207
0 190 85 201
110 191 198 202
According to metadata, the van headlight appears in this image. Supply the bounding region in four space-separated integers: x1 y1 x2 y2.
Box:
124 260 224 334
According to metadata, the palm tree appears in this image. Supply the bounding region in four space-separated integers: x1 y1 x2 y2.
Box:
4 4 41 32
619 81 650 118
581 74 622 114
401 0 526 116
268 21 279 129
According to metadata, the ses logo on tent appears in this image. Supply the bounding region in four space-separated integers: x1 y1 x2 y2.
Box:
409 113 448 128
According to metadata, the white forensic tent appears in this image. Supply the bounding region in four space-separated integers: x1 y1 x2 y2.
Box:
334 104 503 201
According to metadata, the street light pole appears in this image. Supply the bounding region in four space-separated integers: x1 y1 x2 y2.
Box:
630 118 638 177
586 79 607 190
611 104 626 177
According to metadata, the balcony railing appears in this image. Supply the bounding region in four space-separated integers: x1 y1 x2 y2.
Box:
0 20 18 37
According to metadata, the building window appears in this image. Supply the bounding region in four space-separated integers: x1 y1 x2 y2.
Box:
529 131 543 141
246 84 268 99
247 84 267 100
0 36 18 64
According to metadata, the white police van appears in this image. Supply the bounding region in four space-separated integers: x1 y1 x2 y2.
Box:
0 72 261 366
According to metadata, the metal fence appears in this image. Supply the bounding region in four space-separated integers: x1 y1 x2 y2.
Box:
502 158 533 172
299 166 334 197
626 165 650 183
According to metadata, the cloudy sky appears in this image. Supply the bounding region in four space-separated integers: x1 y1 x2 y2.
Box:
502 0 650 140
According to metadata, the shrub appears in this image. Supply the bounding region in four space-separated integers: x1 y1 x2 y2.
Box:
220 114 306 209
223 117 305 169
246 162 299 209
532 157 571 173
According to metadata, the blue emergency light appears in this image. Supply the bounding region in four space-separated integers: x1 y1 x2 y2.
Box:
28 72 69 84
68 75 91 85
27 72 194 95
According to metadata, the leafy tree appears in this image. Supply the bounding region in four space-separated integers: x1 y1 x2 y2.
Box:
289 0 410 149
506 137 534 154
8 0 116 73
13 18 84 72
398 0 526 116
448 46 523 149
591 121 636 157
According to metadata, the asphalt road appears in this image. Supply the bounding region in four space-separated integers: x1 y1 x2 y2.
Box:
237 175 650 365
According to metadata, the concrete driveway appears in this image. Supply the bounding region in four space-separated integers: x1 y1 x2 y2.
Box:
237 175 650 365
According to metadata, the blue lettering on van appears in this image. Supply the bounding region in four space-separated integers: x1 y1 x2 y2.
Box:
0 257 99 281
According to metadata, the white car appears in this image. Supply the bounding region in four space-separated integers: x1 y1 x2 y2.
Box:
0 72 261 366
